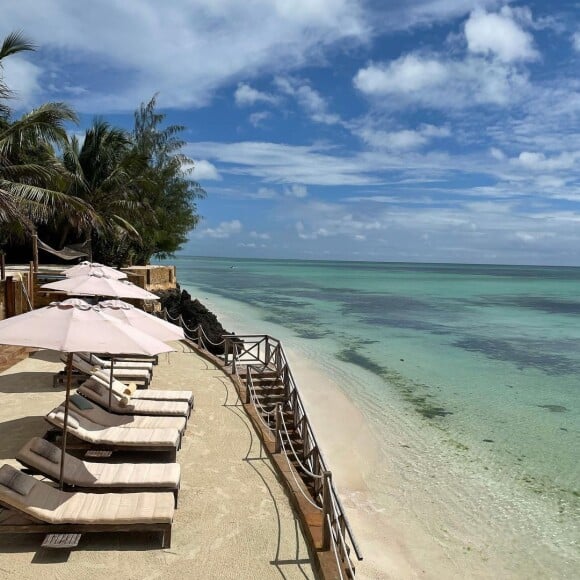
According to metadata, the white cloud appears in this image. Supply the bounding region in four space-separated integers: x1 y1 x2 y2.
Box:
2 56 42 107
275 76 340 125
198 219 242 238
511 151 580 171
354 53 529 108
191 159 221 181
250 231 270 239
284 184 308 198
249 111 271 127
235 83 277 106
572 32 580 52
490 147 506 160
354 55 447 94
355 123 450 151
464 8 538 63
1 0 368 112
248 187 278 199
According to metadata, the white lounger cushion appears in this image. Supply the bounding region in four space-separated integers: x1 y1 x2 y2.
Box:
70 354 151 380
0 470 174 524
46 406 180 448
69 393 187 433
79 380 190 417
79 352 154 372
91 371 193 406
18 438 181 489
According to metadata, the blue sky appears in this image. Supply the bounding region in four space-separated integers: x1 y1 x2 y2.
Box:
2 0 580 265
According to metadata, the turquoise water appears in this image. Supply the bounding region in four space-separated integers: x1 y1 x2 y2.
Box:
164 256 579 567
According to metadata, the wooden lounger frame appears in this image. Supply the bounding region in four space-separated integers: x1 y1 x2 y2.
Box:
17 459 180 508
44 426 180 462
0 502 172 548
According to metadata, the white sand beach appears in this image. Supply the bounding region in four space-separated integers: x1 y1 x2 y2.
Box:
0 344 315 579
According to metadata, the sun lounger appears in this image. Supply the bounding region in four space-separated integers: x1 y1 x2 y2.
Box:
46 406 181 461
90 370 194 407
78 379 191 419
0 464 174 547
67 392 187 434
80 352 154 373
17 437 181 506
65 354 152 386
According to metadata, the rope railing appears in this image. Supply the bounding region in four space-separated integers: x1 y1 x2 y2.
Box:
279 431 324 511
221 333 363 571
280 411 323 481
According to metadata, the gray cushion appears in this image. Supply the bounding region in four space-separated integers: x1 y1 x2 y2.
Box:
0 464 36 495
71 393 93 410
30 438 61 464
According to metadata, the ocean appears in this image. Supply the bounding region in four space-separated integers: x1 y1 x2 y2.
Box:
163 256 579 577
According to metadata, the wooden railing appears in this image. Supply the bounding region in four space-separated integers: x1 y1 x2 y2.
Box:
223 334 363 577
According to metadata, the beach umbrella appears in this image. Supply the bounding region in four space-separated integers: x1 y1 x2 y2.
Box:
98 299 185 342
42 271 159 300
62 261 127 280
0 298 173 488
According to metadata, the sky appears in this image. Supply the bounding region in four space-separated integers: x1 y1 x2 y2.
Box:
2 0 580 265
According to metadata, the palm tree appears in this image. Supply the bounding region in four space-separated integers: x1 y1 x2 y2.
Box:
59 119 145 259
0 31 95 248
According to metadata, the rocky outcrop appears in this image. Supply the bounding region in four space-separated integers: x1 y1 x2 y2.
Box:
157 286 234 355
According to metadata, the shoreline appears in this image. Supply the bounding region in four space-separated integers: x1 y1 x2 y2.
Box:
187 284 579 579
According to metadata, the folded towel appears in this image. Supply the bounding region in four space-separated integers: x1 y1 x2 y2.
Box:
30 438 61 464
124 383 138 396
119 395 130 407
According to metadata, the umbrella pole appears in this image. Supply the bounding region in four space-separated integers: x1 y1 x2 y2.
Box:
59 352 73 490
108 357 114 411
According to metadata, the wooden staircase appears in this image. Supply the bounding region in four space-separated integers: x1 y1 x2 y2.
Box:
239 366 320 499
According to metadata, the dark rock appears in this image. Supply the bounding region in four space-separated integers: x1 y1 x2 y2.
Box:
156 286 237 355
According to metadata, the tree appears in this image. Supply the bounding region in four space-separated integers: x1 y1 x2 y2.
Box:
100 95 204 265
59 119 143 260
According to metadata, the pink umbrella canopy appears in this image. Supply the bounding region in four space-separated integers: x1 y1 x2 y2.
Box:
0 298 173 355
99 299 185 342
42 271 159 300
62 261 127 280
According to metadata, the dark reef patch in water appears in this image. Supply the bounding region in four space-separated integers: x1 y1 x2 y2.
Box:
453 336 580 375
336 348 453 420
467 295 580 316
537 404 568 413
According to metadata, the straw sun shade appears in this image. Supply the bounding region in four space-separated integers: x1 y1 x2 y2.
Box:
62 261 128 280
0 298 174 487
42 271 159 300
98 299 185 342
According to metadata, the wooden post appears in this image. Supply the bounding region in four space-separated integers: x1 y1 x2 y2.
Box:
0 253 5 280
245 368 251 404
31 233 39 273
275 404 282 453
265 336 270 365
196 325 203 348
4 276 15 318
28 261 34 309
224 337 230 365
322 471 333 550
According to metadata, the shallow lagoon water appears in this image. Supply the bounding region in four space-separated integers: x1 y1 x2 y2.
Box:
164 256 579 573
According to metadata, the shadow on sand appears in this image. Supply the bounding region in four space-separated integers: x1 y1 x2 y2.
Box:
0 416 48 460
